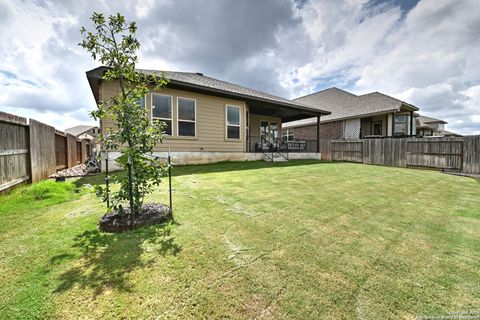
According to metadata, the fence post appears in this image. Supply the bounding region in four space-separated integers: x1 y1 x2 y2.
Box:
168 150 173 214
127 155 134 229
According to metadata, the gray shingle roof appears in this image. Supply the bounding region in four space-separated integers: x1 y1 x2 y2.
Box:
136 69 329 115
65 125 97 137
417 115 448 127
283 87 418 128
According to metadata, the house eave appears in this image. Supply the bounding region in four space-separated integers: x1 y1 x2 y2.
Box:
85 66 331 118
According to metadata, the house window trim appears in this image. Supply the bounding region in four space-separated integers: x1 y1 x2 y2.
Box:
282 129 294 142
176 96 197 138
151 93 173 136
260 120 270 141
393 113 409 136
225 104 242 141
372 121 382 136
137 94 147 109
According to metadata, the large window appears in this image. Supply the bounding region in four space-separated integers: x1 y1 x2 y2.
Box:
394 114 408 136
260 121 269 140
226 105 240 139
282 129 294 142
152 94 172 135
270 122 279 141
177 97 196 137
372 121 382 136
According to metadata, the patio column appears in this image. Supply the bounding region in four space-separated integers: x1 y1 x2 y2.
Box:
409 111 414 136
316 115 320 153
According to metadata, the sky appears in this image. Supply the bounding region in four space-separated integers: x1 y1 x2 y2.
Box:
0 0 479 134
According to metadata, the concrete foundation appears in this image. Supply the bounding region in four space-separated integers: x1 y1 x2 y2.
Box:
102 151 322 171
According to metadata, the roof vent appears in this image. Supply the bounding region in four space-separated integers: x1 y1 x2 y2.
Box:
195 72 203 76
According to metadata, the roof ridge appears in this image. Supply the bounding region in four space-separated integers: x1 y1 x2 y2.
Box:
294 87 357 100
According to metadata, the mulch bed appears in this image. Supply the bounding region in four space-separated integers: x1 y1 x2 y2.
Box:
99 203 172 233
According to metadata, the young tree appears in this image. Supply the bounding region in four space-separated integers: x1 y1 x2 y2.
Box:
80 12 169 226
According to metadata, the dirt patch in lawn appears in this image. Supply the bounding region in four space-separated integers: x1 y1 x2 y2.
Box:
99 203 172 233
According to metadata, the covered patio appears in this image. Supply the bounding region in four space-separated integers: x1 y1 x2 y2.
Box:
245 100 328 154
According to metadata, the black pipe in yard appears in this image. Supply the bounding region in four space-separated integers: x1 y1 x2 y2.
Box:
168 153 173 214
105 151 110 208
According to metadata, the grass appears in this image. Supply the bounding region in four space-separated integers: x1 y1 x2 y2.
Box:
0 160 479 319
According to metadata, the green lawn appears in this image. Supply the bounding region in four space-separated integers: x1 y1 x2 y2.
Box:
0 160 479 319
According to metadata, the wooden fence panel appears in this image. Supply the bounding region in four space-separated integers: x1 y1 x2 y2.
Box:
406 138 463 171
66 134 77 168
76 141 82 164
327 136 477 173
319 140 332 160
29 119 56 183
463 136 480 174
81 140 88 162
332 141 363 162
384 138 407 167
0 113 30 192
363 139 384 165
55 132 67 170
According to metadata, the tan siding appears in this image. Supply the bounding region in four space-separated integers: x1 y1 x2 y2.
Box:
100 82 247 152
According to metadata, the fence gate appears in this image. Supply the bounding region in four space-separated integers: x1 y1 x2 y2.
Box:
406 138 463 171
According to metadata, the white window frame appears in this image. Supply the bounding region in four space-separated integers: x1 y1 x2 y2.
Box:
282 129 294 142
152 93 173 136
176 97 197 137
225 104 241 140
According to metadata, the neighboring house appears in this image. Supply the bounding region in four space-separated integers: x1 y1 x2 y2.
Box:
65 125 101 153
416 115 461 137
86 66 330 165
282 88 419 140
65 125 101 141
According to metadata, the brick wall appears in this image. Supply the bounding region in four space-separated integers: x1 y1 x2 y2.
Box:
293 120 344 140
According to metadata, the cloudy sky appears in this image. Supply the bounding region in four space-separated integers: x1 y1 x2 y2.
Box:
0 0 479 134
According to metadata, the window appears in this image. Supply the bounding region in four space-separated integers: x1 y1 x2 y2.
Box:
372 121 382 136
152 94 172 135
226 105 241 139
282 129 294 142
394 114 408 136
270 122 279 141
260 121 269 140
177 97 196 137
137 96 145 108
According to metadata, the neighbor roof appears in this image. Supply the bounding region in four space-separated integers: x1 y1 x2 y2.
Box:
417 115 448 127
283 88 419 128
65 125 98 137
86 66 330 117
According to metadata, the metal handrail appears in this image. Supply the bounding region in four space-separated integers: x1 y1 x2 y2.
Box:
260 137 274 162
275 138 289 160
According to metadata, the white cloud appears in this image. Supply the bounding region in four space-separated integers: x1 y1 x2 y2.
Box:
0 0 479 135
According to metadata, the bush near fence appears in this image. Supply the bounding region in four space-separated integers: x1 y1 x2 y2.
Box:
0 111 91 193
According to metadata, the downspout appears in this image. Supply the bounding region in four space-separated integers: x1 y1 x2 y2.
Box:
316 115 320 153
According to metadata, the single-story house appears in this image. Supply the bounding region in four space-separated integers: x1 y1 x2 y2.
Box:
282 87 419 141
86 66 331 165
65 125 101 153
416 115 460 137
65 125 100 140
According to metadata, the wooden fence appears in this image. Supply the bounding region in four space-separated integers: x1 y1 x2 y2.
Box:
325 136 480 174
0 111 91 193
